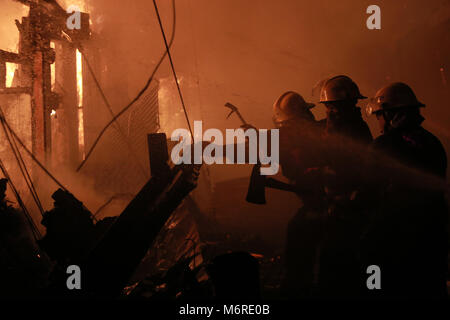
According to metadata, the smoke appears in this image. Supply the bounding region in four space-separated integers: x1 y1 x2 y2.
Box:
58 0 88 13
74 0 450 181
0 0 448 242
0 1 28 52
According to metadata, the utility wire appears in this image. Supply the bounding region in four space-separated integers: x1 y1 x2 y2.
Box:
0 113 98 222
76 44 148 176
93 192 134 218
0 114 44 215
0 107 97 221
10 129 44 214
0 158 41 241
0 106 44 214
76 0 177 172
60 29 145 172
152 0 193 137
0 111 68 192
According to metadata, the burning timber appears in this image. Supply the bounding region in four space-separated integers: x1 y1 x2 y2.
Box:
35 133 203 297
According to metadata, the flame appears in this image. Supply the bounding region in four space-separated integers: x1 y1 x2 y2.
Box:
76 49 85 159
1 1 27 87
76 49 83 107
5 63 17 88
0 2 29 54
59 0 88 13
50 42 56 90
78 108 85 159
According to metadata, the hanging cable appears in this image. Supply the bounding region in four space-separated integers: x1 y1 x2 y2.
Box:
0 158 41 241
0 114 44 215
76 0 177 172
93 192 135 218
0 113 98 222
0 110 100 225
152 0 193 137
74 44 148 176
10 133 44 214
0 111 68 192
0 107 44 214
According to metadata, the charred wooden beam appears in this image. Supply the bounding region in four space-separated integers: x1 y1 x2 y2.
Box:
0 87 32 95
13 0 66 16
83 134 201 296
18 0 91 42
0 62 5 88
0 50 31 64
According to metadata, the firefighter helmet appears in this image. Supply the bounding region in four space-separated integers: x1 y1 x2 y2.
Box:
367 82 425 115
273 91 315 122
319 75 367 103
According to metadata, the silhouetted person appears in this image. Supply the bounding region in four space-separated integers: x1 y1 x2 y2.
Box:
362 82 448 299
269 92 326 298
317 75 373 298
39 189 96 265
321 76 373 145
0 179 49 298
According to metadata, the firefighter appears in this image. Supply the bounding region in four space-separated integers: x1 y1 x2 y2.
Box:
273 91 325 180
319 75 372 143
363 82 448 299
271 91 328 298
0 179 49 298
316 75 373 298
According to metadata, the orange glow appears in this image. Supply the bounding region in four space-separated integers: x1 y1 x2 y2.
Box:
50 42 56 90
59 0 88 12
76 49 85 159
78 108 85 159
76 49 83 107
0 2 28 55
5 63 17 87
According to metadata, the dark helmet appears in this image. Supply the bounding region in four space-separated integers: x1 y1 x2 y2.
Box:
273 91 315 123
368 82 425 115
319 75 367 103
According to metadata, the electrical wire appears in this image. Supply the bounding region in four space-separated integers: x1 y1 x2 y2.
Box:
0 107 44 214
76 44 148 176
93 192 134 218
0 111 68 192
152 0 193 137
0 114 44 215
0 113 98 223
0 158 41 241
76 0 177 172
9 133 42 211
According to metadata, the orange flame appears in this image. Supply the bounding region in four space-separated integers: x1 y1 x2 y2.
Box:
76 49 85 159
76 49 83 107
59 0 88 13
5 63 17 88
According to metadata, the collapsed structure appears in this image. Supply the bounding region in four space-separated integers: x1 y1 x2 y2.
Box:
0 0 227 299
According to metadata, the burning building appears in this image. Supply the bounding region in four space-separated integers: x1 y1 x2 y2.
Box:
0 0 448 302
